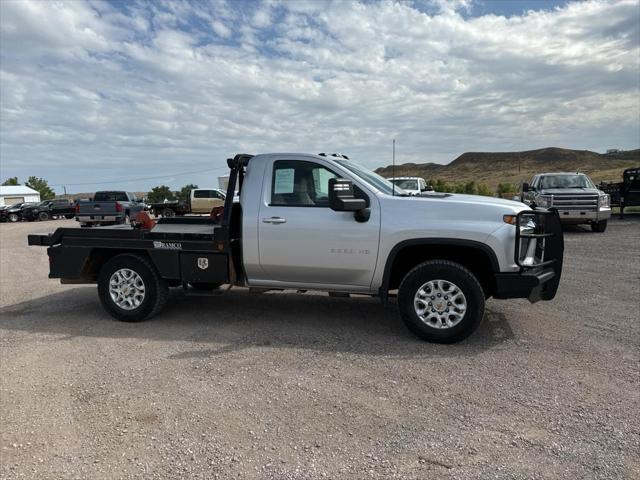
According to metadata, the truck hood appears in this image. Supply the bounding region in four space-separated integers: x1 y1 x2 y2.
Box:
411 192 527 209
381 192 528 219
537 188 601 195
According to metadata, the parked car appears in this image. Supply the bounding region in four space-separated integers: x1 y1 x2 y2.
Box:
520 172 611 232
0 202 39 222
75 191 145 227
29 152 563 344
148 188 226 217
388 177 433 195
20 199 75 221
598 167 640 217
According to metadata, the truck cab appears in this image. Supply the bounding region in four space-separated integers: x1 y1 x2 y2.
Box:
189 188 225 214
388 176 432 196
30 153 564 343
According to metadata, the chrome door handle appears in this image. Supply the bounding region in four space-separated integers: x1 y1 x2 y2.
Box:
262 217 287 224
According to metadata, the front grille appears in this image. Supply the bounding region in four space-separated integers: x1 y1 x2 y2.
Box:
549 194 598 211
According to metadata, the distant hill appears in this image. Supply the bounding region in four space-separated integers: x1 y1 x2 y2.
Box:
375 147 639 189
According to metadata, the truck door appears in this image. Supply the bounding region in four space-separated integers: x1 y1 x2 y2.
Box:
257 159 380 286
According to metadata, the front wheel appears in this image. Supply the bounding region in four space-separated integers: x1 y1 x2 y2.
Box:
591 220 607 232
98 254 169 322
398 260 485 343
38 211 50 221
160 208 175 218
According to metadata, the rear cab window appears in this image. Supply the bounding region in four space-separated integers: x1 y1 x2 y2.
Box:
94 191 128 202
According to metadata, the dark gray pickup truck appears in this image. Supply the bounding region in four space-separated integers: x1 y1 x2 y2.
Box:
521 173 611 232
76 191 144 227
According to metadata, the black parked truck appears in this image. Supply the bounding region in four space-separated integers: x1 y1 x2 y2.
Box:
598 167 640 217
21 199 75 221
29 153 563 344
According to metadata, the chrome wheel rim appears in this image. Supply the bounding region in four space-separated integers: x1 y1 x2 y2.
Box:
109 268 145 310
414 279 467 329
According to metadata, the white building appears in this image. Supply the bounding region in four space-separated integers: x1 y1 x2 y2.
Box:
0 185 41 206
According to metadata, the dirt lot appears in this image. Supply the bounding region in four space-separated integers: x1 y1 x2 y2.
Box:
1 218 638 479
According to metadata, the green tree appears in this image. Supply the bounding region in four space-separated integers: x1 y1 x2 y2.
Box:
476 183 493 197
2 177 19 186
147 185 175 203
26 176 55 200
453 183 466 193
177 184 198 203
463 181 476 194
496 182 517 197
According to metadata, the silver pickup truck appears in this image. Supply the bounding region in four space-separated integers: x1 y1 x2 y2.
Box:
30 153 564 343
76 191 145 227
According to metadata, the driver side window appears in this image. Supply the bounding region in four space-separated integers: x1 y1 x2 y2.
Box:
271 160 338 207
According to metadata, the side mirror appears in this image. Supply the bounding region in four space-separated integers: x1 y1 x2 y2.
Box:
522 182 530 192
329 178 366 212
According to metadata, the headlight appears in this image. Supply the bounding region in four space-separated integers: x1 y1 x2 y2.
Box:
599 194 610 209
535 196 551 208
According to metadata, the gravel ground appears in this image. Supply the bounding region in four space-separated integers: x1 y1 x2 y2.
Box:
1 218 638 479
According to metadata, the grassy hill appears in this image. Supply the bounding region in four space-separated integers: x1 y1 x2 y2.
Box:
375 147 639 190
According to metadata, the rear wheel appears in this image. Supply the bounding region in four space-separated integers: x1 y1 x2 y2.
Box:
398 260 485 343
591 220 607 232
98 254 169 322
160 208 175 218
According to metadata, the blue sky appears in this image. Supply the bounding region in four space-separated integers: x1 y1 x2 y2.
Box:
0 0 638 193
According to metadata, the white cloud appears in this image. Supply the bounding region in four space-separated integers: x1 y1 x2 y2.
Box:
0 0 638 192
211 20 232 38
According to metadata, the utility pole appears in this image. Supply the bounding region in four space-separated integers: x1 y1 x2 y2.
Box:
392 139 396 196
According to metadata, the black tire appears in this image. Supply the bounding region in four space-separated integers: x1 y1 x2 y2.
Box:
160 208 175 218
97 254 169 322
8 213 19 222
398 260 485 343
38 211 49 221
189 282 222 291
591 220 607 232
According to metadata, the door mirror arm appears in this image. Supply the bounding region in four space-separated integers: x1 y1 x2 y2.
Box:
354 208 370 223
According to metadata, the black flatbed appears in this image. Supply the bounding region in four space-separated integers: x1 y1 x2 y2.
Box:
27 154 250 287
28 217 225 247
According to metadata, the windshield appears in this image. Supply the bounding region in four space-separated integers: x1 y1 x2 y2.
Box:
539 175 595 189
391 179 419 190
333 160 408 196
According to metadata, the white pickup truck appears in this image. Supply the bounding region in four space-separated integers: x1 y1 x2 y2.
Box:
29 153 564 343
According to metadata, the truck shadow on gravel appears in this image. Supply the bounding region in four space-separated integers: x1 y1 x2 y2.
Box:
0 287 514 357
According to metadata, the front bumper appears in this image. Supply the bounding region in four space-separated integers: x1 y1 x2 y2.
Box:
494 268 557 303
498 209 564 302
556 208 611 223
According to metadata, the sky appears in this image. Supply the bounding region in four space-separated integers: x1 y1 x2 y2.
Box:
0 0 639 194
